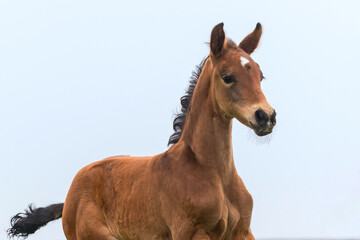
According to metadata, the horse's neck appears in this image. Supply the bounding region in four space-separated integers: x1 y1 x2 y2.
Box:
179 59 235 181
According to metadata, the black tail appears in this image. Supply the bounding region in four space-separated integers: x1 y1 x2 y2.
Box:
7 203 64 239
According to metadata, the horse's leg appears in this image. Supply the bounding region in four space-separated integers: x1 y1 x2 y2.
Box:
73 202 118 240
243 228 255 240
232 227 256 240
191 229 210 240
77 224 117 240
171 225 210 240
171 218 225 240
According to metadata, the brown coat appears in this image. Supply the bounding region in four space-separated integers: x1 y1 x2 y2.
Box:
62 23 275 240
8 23 276 240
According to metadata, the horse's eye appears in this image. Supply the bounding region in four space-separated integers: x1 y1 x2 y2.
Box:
222 76 234 84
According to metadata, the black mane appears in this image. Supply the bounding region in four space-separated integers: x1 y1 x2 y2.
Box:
168 56 209 146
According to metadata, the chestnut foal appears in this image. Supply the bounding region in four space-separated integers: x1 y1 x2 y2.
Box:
8 23 276 240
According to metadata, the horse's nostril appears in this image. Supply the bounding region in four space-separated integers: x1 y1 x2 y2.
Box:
270 110 276 125
255 109 269 126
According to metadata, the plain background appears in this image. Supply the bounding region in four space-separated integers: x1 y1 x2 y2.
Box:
1 0 360 239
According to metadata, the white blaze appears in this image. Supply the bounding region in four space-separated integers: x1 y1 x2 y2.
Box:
240 56 250 68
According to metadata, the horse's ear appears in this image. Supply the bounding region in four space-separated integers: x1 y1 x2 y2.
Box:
210 23 225 58
239 23 262 54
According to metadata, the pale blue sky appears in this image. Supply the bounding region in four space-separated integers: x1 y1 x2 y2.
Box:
1 0 360 239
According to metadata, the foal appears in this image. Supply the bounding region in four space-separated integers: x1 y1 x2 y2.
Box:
8 23 276 240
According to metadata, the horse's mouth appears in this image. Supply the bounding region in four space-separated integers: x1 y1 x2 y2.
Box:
249 121 273 136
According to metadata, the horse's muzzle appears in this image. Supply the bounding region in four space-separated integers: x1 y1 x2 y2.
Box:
250 109 276 136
